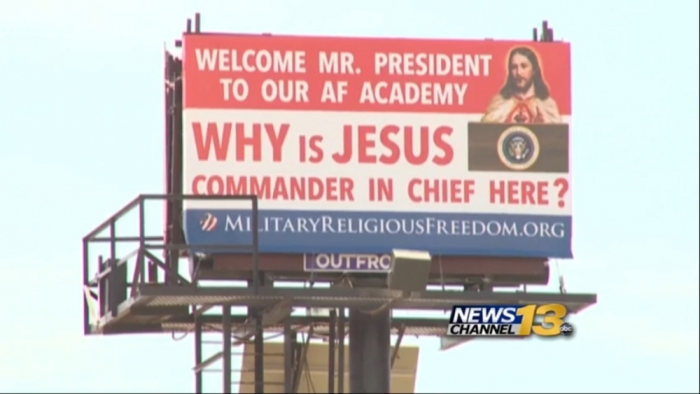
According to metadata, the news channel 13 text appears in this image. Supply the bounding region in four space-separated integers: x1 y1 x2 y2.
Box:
447 304 575 337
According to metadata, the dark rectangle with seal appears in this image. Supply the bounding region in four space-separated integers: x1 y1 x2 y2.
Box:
467 122 569 173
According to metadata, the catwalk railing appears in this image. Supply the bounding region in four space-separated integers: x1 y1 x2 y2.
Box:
81 194 260 335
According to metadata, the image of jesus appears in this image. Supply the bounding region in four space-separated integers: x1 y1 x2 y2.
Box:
481 47 562 124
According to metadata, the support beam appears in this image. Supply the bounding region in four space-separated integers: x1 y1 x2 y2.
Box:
293 328 313 393
223 305 232 394
194 317 203 393
283 319 295 393
390 324 405 369
249 275 266 394
194 351 223 373
328 309 337 393
254 309 264 393
337 308 346 394
349 308 391 393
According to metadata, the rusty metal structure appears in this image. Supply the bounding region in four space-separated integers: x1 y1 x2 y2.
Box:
81 17 596 393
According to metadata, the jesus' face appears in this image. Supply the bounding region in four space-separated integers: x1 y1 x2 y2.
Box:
509 53 534 93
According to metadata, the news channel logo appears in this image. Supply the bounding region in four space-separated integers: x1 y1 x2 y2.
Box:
447 304 574 337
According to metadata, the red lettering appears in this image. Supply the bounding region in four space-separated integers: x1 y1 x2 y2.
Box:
192 122 232 161
265 123 289 162
227 176 246 195
432 126 454 165
536 181 549 204
189 175 355 201
206 175 225 195
368 178 394 202
299 136 307 162
308 135 323 163
489 180 549 205
340 178 354 200
193 122 288 162
235 123 262 161
379 125 400 164
408 179 475 203
404 126 430 165
192 175 206 194
308 178 323 200
273 177 288 199
332 124 454 165
250 176 270 197
332 125 353 164
357 125 375 163
407 179 420 202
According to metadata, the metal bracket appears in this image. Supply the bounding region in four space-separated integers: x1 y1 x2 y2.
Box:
292 326 314 393
391 324 406 369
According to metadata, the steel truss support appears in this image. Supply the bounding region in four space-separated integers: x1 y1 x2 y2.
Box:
223 305 232 393
283 318 296 393
349 307 391 393
328 309 337 393
194 317 203 393
250 274 266 393
391 324 406 369
253 307 264 393
337 307 346 393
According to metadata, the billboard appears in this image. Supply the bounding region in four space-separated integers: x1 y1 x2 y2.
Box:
181 34 572 258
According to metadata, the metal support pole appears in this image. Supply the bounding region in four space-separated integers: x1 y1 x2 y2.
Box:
328 309 337 393
337 308 345 394
252 198 260 295
390 325 405 369
223 305 232 394
254 309 264 393
195 317 203 394
349 308 391 393
283 318 295 393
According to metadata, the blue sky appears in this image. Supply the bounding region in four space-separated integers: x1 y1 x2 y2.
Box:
0 0 698 393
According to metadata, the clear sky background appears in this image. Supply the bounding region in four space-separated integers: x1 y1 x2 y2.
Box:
0 1 698 393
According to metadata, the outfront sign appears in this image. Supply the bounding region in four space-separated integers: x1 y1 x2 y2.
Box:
303 253 392 272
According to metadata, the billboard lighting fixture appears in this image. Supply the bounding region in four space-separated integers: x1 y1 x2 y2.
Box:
387 249 432 293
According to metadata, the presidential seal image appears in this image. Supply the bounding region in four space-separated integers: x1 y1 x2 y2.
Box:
497 126 540 170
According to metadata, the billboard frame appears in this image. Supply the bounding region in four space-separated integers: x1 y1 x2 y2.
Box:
79 16 595 394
